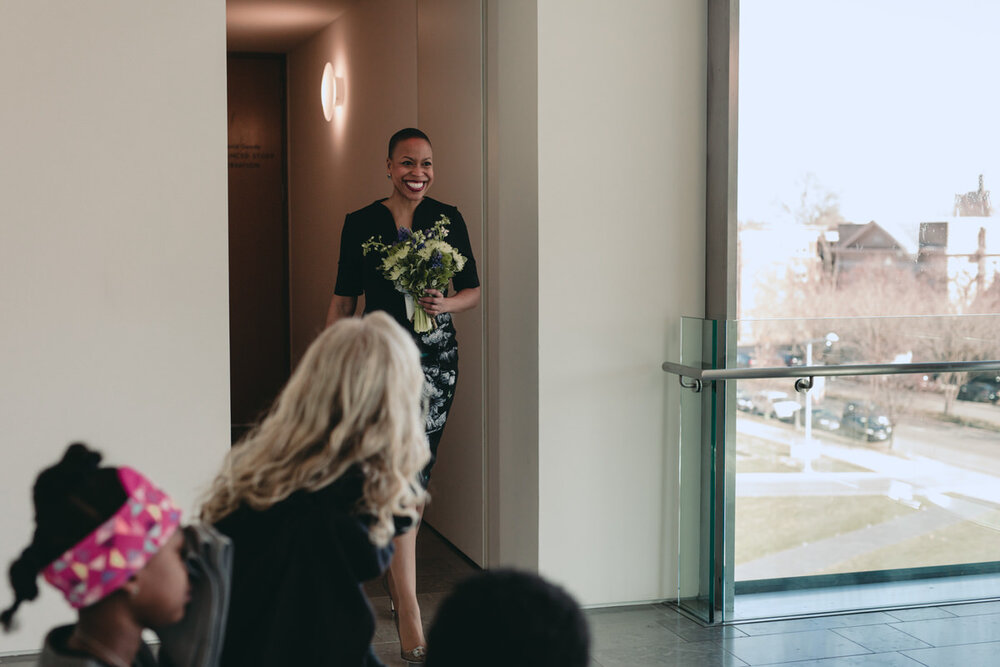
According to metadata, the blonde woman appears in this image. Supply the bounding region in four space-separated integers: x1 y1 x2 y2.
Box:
201 312 430 667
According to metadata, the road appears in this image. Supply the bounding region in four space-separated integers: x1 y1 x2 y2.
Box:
735 413 1000 510
897 418 1000 476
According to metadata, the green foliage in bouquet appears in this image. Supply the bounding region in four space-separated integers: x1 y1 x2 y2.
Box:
362 215 467 333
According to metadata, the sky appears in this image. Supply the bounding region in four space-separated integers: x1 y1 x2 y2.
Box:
738 0 1000 227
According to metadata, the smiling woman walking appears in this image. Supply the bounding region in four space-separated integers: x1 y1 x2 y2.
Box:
326 128 480 665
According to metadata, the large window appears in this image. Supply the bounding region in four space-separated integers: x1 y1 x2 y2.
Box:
691 0 1000 621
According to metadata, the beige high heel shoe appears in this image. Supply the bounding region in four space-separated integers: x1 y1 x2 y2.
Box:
383 573 426 664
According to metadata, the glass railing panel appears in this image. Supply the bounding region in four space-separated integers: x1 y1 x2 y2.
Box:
675 316 718 623
669 314 1000 622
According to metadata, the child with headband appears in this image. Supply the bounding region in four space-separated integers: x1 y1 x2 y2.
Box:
2 443 189 666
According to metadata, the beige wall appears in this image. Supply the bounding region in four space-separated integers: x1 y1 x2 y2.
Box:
534 0 706 604
0 1 230 654
485 0 540 571
289 0 708 604
287 0 418 360
287 0 488 564
416 0 487 566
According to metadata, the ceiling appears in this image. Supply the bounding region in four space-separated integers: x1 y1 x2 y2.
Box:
227 0 360 53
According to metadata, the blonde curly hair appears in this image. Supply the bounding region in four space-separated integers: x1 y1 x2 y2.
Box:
200 312 429 546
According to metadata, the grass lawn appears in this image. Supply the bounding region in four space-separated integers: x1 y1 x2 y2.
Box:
735 495 915 565
818 517 1000 574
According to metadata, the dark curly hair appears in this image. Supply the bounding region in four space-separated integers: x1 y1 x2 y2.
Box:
1 443 126 631
426 569 590 667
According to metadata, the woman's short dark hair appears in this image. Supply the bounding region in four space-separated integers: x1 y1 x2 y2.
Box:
388 128 431 159
1 444 127 630
425 569 590 667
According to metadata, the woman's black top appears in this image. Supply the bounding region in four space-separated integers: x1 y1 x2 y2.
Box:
333 197 480 329
214 468 396 667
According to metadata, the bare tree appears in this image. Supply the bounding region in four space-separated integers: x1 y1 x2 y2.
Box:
750 256 999 417
782 173 845 231
742 180 999 420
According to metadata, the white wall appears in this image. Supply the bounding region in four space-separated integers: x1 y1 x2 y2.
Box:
0 1 230 654
534 0 706 605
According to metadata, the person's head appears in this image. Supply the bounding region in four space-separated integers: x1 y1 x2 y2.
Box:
2 444 189 632
425 569 590 667
200 312 429 546
386 127 433 203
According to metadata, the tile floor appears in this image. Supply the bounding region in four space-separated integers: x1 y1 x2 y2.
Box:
369 528 1000 666
368 530 1000 667
366 524 476 666
4 526 1000 666
585 602 1000 666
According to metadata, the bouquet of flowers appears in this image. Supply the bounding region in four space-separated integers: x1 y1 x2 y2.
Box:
362 215 467 333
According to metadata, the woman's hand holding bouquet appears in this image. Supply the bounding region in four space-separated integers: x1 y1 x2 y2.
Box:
362 215 467 333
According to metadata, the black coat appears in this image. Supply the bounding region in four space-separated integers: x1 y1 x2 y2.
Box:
334 197 481 331
214 469 394 666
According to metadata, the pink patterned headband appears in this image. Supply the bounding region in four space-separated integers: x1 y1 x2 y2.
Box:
42 467 182 609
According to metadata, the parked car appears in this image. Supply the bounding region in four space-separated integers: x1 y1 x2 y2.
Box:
811 408 841 431
841 401 893 442
736 389 754 412
957 376 1000 404
751 390 802 423
775 345 805 367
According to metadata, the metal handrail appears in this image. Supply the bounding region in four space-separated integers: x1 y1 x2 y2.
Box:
662 359 1000 393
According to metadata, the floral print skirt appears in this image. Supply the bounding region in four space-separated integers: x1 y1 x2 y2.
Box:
415 313 459 487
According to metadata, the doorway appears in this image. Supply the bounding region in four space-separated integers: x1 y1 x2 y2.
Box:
227 54 290 442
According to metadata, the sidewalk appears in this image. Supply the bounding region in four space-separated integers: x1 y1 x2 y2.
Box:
737 419 1000 507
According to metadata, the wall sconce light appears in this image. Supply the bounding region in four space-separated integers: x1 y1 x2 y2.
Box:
321 62 344 121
